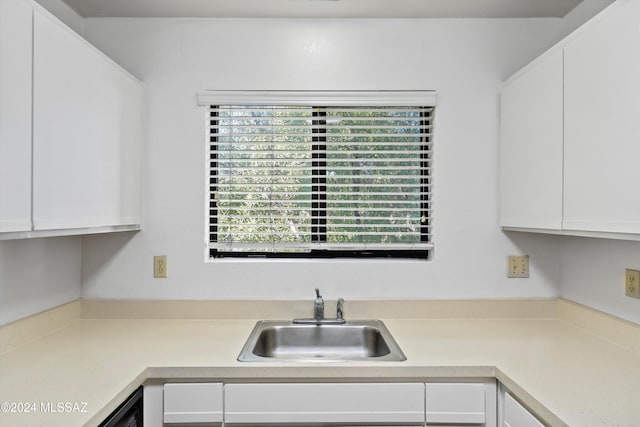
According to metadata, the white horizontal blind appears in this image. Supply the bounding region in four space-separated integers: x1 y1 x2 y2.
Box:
207 96 434 257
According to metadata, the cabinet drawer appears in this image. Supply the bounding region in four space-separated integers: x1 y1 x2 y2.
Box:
425 383 486 424
224 383 425 424
163 383 223 424
503 393 545 427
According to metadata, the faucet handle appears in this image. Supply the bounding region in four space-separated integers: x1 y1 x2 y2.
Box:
336 298 344 320
315 288 321 299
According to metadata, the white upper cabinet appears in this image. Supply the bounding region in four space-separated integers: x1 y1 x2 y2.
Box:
32 9 142 231
0 0 143 239
500 48 563 230
500 0 640 240
563 0 640 235
0 0 32 233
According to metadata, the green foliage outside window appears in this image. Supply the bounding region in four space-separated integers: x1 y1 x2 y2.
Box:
211 105 431 253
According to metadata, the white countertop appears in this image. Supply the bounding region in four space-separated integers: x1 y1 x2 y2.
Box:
1 299 639 427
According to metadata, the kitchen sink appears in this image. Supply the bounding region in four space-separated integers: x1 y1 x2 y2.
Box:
237 320 406 362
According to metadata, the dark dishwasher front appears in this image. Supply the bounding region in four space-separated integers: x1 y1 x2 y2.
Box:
99 386 143 427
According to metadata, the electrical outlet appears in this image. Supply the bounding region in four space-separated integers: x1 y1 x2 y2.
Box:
154 255 167 278
625 269 640 299
508 255 529 278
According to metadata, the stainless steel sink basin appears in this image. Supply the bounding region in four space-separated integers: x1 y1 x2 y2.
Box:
238 320 406 362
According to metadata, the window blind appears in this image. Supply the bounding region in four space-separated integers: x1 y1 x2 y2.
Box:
205 92 434 258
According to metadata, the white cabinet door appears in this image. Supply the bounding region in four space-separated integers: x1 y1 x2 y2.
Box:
32 9 142 230
163 383 223 425
503 393 544 427
500 48 564 230
563 0 640 234
426 382 496 426
0 0 32 233
224 383 425 425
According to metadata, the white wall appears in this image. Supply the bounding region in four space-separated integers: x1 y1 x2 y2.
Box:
3 2 635 325
80 17 564 301
0 237 81 325
5 1 634 326
561 238 640 324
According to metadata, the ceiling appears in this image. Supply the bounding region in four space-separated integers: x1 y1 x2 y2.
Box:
61 0 585 19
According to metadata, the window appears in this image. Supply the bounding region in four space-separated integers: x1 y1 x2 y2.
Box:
199 91 435 259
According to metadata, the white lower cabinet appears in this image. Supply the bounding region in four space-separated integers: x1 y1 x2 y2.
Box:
426 382 496 426
225 383 425 425
145 381 498 427
502 393 545 427
162 383 223 426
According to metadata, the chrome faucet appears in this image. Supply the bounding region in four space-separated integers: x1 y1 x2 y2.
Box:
314 288 325 320
293 289 346 325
